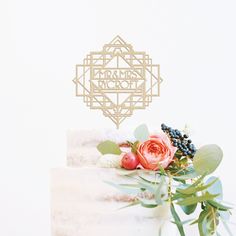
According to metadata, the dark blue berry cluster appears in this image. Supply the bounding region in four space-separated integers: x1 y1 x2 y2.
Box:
161 124 197 157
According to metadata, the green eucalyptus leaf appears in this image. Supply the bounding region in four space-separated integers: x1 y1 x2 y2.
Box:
157 163 166 175
190 219 199 225
138 175 159 185
207 200 232 211
207 207 218 235
171 219 195 225
172 192 186 201
104 181 140 194
198 209 211 236
198 206 218 236
191 174 207 187
170 203 186 236
177 192 219 206
173 169 199 180
205 176 223 201
181 203 197 215
137 180 156 194
134 124 149 142
140 199 158 208
140 203 158 208
131 141 139 153
119 200 140 210
177 177 218 195
193 144 223 175
155 175 166 204
119 183 143 188
97 140 122 155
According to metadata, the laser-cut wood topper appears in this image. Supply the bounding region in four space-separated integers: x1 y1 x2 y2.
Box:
73 36 163 128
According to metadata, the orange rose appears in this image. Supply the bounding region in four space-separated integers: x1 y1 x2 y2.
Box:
137 133 177 170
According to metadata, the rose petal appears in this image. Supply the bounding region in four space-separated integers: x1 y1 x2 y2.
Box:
137 133 176 170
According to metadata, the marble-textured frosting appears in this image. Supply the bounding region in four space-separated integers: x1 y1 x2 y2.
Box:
51 130 200 236
51 167 176 236
67 129 134 167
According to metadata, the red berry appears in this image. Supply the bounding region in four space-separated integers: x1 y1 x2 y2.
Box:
121 152 140 170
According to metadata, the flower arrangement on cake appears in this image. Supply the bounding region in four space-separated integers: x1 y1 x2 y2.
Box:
97 124 233 236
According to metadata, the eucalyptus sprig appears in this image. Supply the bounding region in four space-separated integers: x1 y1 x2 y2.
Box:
107 145 232 236
97 124 233 235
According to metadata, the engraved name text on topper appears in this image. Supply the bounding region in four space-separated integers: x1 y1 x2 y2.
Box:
73 36 163 128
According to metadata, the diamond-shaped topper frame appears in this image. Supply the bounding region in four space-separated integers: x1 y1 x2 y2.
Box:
73 36 163 128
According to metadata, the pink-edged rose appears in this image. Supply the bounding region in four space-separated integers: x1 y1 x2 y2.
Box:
137 133 177 170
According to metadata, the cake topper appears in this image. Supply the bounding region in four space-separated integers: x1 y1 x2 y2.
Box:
73 36 163 128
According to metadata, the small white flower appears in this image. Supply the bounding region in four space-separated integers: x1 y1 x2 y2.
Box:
96 154 123 168
182 124 191 135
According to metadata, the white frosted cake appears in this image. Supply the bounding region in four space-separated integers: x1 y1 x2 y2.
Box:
51 130 189 236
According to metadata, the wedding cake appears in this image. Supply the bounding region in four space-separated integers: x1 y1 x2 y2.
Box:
50 35 232 236
51 130 177 236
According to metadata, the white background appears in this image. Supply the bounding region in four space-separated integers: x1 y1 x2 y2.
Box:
1 0 236 235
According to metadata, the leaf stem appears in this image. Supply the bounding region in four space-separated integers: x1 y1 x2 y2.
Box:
167 171 173 203
172 165 189 176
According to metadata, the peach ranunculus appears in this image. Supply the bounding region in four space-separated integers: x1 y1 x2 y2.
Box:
137 133 177 170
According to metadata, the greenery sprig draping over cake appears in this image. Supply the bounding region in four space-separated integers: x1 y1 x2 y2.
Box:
97 124 234 236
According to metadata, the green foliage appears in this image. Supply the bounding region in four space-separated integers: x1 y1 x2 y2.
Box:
103 181 141 195
134 124 149 142
157 163 166 175
207 200 232 211
106 169 232 236
138 175 159 185
99 124 232 236
170 203 186 236
139 199 158 208
97 140 122 155
154 175 166 205
205 177 223 201
177 177 218 195
177 192 219 206
102 126 231 236
198 208 211 236
198 206 219 236
193 144 223 175
118 200 140 210
181 203 197 215
171 167 199 180
131 141 139 153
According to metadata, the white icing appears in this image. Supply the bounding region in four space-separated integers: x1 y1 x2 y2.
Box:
67 130 133 167
52 130 198 235
51 167 178 236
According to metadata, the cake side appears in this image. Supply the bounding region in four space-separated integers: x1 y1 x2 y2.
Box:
66 130 135 167
51 167 176 236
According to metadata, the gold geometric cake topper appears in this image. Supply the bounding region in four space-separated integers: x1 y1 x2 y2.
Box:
73 36 163 128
